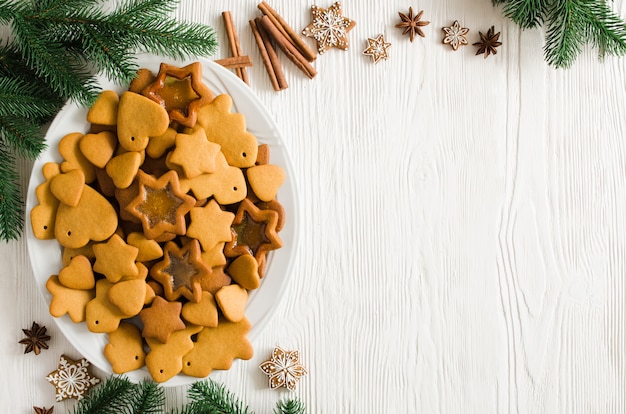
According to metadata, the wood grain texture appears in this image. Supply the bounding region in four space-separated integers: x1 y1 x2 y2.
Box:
1 0 625 412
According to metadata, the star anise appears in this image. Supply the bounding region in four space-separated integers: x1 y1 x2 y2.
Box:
473 26 502 58
395 7 430 42
19 322 51 355
33 406 54 414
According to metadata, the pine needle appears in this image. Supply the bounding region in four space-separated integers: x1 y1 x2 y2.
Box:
70 376 136 414
0 144 23 242
175 380 253 414
493 0 626 67
274 397 306 414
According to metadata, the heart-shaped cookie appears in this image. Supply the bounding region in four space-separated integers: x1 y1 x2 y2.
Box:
87 90 119 126
181 291 219 327
215 284 248 323
50 169 85 207
58 255 95 290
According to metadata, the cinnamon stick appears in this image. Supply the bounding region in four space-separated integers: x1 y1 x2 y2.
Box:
214 55 253 69
222 11 249 84
249 19 287 91
256 17 288 90
258 1 317 62
259 15 317 79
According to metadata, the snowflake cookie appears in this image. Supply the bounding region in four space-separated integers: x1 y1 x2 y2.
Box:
46 354 101 401
442 20 469 51
363 34 391 64
259 346 307 391
302 2 356 54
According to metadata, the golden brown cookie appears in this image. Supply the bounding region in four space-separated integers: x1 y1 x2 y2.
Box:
227 254 260 290
142 62 214 128
196 94 258 168
92 234 139 283
215 284 248 323
181 291 219 328
186 200 234 252
30 162 62 240
79 131 118 169
104 322 146 374
87 90 119 126
246 164 285 202
58 255 95 290
149 239 209 303
49 169 85 207
182 318 253 378
139 296 185 344
46 275 95 323
85 279 129 333
54 185 118 249
125 170 196 240
117 91 170 152
145 324 202 383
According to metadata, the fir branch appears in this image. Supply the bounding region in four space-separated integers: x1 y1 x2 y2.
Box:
543 0 588 68
0 144 23 242
496 0 549 29
580 0 626 58
127 379 166 414
0 77 62 120
175 380 253 414
274 397 306 414
70 376 136 414
11 14 100 104
494 0 626 67
0 115 47 159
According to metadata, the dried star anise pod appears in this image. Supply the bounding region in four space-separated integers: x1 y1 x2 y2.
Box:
33 406 54 414
473 26 502 58
19 322 51 355
395 7 430 42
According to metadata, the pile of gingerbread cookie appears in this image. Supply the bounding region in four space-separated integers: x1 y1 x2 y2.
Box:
30 62 286 383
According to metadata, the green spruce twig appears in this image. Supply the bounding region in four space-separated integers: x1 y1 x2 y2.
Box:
175 379 253 414
0 0 217 242
70 376 137 414
493 0 626 68
274 397 307 414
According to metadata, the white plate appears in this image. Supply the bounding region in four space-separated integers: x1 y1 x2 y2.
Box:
25 56 298 386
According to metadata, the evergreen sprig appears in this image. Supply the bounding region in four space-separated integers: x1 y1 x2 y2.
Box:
175 380 253 414
274 397 307 414
0 0 217 242
493 0 626 68
69 376 308 414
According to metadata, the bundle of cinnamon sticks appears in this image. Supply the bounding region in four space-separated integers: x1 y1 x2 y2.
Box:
250 2 317 91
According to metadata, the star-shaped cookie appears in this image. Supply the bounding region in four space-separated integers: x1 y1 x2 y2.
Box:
166 128 221 179
187 200 235 252
46 354 100 401
139 296 186 343
302 2 356 54
92 234 139 283
149 239 209 303
362 34 391 64
259 347 307 391
126 170 196 240
224 198 282 277
142 62 214 128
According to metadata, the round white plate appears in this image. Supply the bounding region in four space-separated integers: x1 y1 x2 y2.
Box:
25 56 298 386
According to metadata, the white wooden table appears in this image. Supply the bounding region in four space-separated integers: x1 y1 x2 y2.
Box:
2 0 626 412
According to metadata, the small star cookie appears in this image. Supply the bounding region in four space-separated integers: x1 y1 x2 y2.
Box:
362 34 391 64
46 354 100 401
259 347 307 391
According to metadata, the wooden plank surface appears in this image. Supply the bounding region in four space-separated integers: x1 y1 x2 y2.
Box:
1 0 625 412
